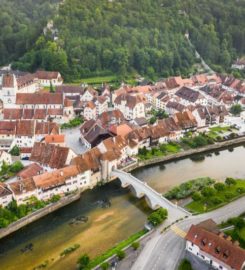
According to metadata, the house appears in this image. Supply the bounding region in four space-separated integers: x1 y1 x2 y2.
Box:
97 109 125 128
232 58 245 70
0 182 13 207
34 70 63 87
193 106 229 127
131 117 148 127
109 123 133 137
114 93 145 120
16 163 43 180
83 101 97 120
56 85 84 98
166 101 186 115
173 111 197 132
81 87 98 102
44 134 65 146
33 165 91 201
80 123 113 149
9 178 37 205
186 220 245 270
94 96 108 116
0 151 12 167
30 142 76 169
175 87 207 106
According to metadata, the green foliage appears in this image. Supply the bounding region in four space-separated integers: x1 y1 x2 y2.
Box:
230 104 243 115
225 177 236 186
9 161 24 173
61 117 84 129
49 82 55 93
9 145 20 156
214 183 226 191
88 230 146 268
201 187 216 197
131 241 140 250
77 254 90 270
100 262 109 270
60 244 80 257
192 192 202 201
49 194 61 203
0 0 59 66
116 250 126 261
178 259 193 270
0 161 24 181
147 208 168 227
181 133 214 149
165 177 215 200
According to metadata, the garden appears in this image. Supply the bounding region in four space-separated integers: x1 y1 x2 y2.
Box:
61 117 84 129
0 161 24 182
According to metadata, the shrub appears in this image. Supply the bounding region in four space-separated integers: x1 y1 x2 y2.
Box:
131 241 140 250
178 259 193 270
100 262 109 270
214 183 225 191
77 254 90 270
236 187 245 194
210 197 223 205
49 194 61 203
201 187 216 197
116 250 125 260
148 208 168 227
224 192 234 200
9 161 24 173
192 192 202 201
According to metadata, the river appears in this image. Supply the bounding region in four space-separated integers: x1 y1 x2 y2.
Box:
0 145 245 270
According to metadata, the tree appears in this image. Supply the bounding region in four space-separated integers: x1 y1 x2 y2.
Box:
192 192 202 201
178 259 193 270
49 81 55 93
116 250 126 260
230 104 242 115
225 178 236 186
9 145 20 156
201 187 216 197
77 254 90 270
214 182 225 191
10 161 24 173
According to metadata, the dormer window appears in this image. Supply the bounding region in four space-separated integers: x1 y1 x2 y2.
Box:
215 246 221 254
223 250 229 259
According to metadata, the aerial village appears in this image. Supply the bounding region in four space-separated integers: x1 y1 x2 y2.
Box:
0 70 244 208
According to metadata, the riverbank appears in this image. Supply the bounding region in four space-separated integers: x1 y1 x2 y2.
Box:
0 192 80 239
122 136 245 173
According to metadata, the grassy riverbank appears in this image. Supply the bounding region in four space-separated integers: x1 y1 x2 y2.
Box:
186 179 245 214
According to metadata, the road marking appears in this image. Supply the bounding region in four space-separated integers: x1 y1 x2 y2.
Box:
170 225 187 238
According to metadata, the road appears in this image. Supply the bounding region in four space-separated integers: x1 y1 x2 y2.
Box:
131 196 245 270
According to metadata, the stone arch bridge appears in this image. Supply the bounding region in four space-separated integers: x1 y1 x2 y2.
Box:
111 169 191 221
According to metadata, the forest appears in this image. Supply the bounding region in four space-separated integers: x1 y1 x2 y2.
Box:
1 0 245 81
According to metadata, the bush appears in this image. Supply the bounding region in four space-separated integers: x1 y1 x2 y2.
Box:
100 262 109 270
210 197 223 205
192 192 202 201
178 259 193 270
9 161 24 173
131 241 140 250
225 178 236 186
201 187 216 197
116 250 125 260
148 208 168 227
77 254 90 270
214 183 225 191
224 192 234 200
49 194 61 203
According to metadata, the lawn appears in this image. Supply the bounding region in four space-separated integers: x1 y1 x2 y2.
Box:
207 126 234 140
186 179 245 214
138 143 181 160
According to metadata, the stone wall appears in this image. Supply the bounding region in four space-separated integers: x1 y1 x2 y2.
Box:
0 192 81 239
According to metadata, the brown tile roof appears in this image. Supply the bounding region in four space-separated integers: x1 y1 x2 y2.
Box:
173 111 197 129
9 178 36 195
35 122 59 135
3 109 23 120
109 124 133 137
186 223 245 270
165 76 183 89
16 120 35 136
0 182 12 198
86 101 96 109
30 142 70 169
34 70 61 80
23 109 34 119
114 93 145 109
2 73 15 88
56 85 84 94
16 93 63 105
44 134 65 144
166 101 186 112
17 73 35 89
17 163 43 180
98 109 125 127
64 98 73 107
176 87 204 103
33 165 80 190
34 109 47 119
80 119 97 136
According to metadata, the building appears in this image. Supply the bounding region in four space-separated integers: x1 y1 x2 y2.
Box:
44 134 65 146
0 150 12 167
0 182 13 207
186 220 245 270
16 163 43 180
34 70 63 87
30 142 76 169
83 101 97 120
176 87 207 106
114 93 145 120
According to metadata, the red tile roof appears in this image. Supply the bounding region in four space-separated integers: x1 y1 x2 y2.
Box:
186 224 245 270
17 163 43 180
34 70 61 80
16 93 63 105
2 73 15 88
45 134 65 144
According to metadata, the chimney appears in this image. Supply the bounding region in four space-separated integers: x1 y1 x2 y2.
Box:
60 171 64 176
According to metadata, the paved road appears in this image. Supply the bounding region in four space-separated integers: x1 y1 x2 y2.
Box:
112 170 190 221
131 196 245 270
